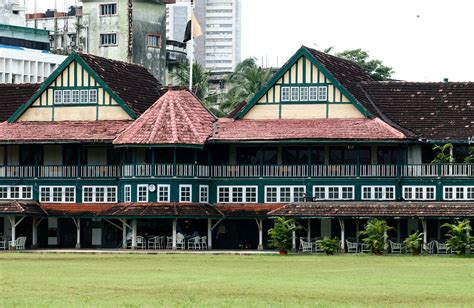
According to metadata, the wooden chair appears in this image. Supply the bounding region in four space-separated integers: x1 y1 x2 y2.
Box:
346 240 358 253
389 240 402 253
435 241 449 254
299 238 313 252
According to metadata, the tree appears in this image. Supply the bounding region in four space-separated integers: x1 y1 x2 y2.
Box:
220 58 273 115
170 62 209 102
359 219 392 255
336 49 394 81
441 220 472 255
464 147 474 163
431 143 454 163
403 231 423 255
267 217 298 254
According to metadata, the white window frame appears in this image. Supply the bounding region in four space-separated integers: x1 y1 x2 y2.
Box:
264 186 306 203
217 186 258 203
199 185 209 203
312 186 354 201
99 3 118 16
0 185 32 200
443 186 474 200
39 186 76 203
82 186 117 203
402 186 436 201
53 90 62 104
157 184 170 202
299 87 309 101
137 184 148 203
361 186 396 200
318 86 328 101
290 86 299 101
281 87 290 102
80 89 89 103
309 86 318 101
63 90 71 104
71 90 80 104
124 185 131 203
89 89 98 103
179 185 192 203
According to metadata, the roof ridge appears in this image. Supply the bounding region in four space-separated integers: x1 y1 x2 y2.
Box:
175 95 201 140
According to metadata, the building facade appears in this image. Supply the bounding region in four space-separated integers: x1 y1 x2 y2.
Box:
0 47 472 251
82 0 169 83
0 0 26 27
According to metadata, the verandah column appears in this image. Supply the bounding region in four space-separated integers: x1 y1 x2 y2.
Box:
207 218 212 249
9 216 16 249
32 217 38 248
131 219 137 249
72 218 81 249
307 219 311 241
122 219 127 249
338 218 345 253
421 218 428 251
256 219 263 251
172 218 177 250
292 221 296 251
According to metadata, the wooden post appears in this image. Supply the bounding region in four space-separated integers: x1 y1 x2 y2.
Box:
207 218 212 249
422 218 428 252
307 219 311 241
172 218 177 250
9 216 16 249
122 219 127 249
131 219 137 249
256 219 263 250
75 218 81 249
32 217 38 248
338 218 345 252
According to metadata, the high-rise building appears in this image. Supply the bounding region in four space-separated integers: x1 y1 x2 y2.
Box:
0 0 27 26
166 0 241 73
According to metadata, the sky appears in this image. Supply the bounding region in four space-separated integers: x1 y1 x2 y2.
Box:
28 0 474 81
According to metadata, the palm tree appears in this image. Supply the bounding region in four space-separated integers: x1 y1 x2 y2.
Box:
220 58 273 115
170 62 209 102
441 220 472 255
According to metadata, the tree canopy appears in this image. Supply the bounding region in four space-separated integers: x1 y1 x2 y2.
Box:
335 49 394 81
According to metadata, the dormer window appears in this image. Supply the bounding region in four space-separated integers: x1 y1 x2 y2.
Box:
53 89 98 105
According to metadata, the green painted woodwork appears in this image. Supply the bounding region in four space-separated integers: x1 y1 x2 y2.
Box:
235 47 372 119
8 52 138 122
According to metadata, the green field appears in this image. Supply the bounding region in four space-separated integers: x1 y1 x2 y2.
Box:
0 253 473 307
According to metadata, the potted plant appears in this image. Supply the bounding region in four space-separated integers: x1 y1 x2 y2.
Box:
403 231 423 255
268 217 298 254
319 236 340 255
359 219 392 255
442 220 472 255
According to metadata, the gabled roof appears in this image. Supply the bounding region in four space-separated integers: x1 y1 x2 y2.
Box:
8 52 162 122
211 117 407 142
0 120 130 143
79 53 162 115
0 84 40 122
234 46 374 119
0 200 45 216
114 89 215 147
361 81 474 141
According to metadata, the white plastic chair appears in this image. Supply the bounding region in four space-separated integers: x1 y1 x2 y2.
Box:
422 241 435 254
176 233 185 250
389 240 402 253
148 236 159 249
188 236 200 250
200 236 207 249
300 238 313 252
435 241 449 254
166 236 173 249
136 236 146 249
346 240 358 253
313 240 324 253
9 237 27 250
0 236 7 250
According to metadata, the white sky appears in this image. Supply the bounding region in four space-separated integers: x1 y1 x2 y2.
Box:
28 0 474 81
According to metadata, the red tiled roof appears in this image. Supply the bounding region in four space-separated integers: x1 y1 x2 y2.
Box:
0 200 45 215
0 84 40 122
216 203 283 217
114 90 215 146
0 120 131 143
41 203 116 216
211 117 407 141
361 81 474 140
270 202 474 218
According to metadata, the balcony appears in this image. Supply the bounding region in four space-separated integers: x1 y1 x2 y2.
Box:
0 164 472 179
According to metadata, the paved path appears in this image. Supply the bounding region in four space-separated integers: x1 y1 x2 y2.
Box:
2 249 278 255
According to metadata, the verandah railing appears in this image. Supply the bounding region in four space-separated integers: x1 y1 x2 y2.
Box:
0 163 472 179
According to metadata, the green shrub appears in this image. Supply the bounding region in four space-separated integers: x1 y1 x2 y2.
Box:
359 219 392 255
268 217 298 253
403 231 423 255
319 236 340 255
442 220 472 255
431 143 454 163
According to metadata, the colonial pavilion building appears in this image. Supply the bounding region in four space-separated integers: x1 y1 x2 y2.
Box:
0 46 472 251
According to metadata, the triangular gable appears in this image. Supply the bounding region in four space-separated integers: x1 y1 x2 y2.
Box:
8 52 138 122
235 46 372 119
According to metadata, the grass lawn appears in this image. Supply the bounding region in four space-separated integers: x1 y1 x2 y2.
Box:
0 253 473 307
